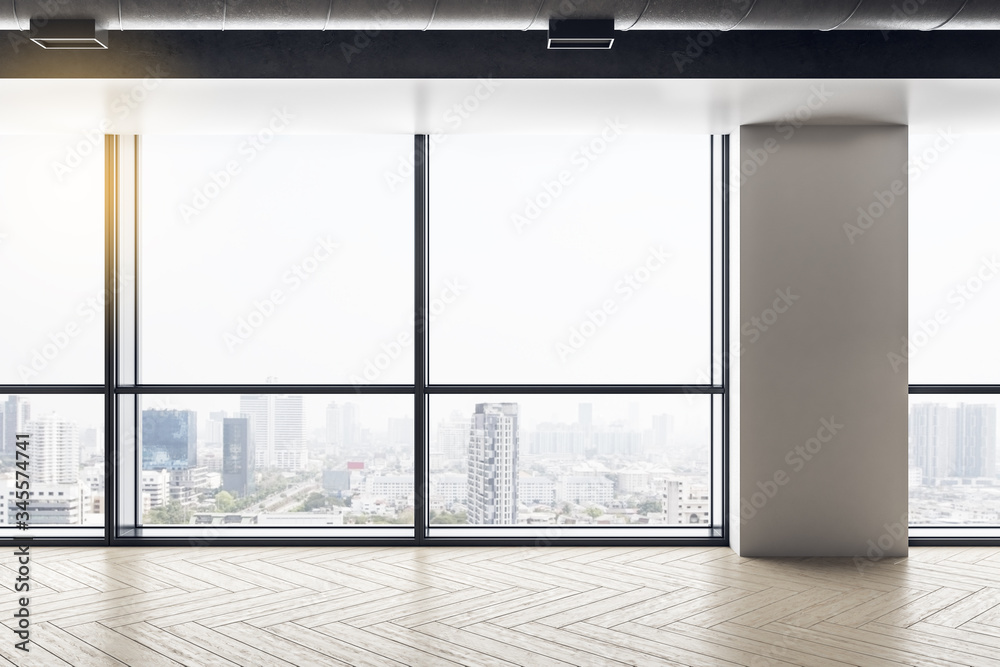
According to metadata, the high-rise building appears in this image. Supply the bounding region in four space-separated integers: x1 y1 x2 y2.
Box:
207 410 228 445
911 403 956 481
661 479 710 525
141 409 197 470
240 394 304 469
911 403 998 481
80 427 101 461
628 402 641 430
593 423 644 456
578 403 594 452
3 395 30 454
388 417 414 447
29 413 79 485
170 466 209 506
435 411 470 461
955 404 997 478
651 413 675 450
325 402 342 456
4 413 85 525
325 401 362 456
142 469 171 509
467 403 519 525
528 423 585 457
222 417 255 497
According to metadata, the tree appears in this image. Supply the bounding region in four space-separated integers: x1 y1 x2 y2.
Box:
143 501 192 525
303 492 326 511
430 509 467 524
585 506 603 519
637 499 662 515
215 491 235 512
392 508 415 524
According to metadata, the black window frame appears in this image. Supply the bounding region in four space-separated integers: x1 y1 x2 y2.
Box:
0 133 730 547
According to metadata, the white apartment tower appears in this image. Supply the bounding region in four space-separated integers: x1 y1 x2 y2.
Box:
325 401 360 456
240 393 304 470
467 403 519 525
29 413 80 484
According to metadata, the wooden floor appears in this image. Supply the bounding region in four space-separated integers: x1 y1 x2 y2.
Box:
4 546 1000 666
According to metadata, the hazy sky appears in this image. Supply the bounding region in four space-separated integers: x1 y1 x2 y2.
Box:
430 134 711 384
0 136 105 385
140 135 414 385
15 131 1000 438
909 133 1000 384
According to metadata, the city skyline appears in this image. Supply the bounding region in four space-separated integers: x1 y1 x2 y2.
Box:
0 391 710 528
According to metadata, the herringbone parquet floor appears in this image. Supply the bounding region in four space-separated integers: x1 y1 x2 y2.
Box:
4 546 1000 665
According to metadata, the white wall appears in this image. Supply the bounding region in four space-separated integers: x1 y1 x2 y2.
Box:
736 125 908 558
2 79 1000 135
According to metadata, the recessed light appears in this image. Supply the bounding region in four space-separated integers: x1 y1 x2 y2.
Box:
30 19 108 50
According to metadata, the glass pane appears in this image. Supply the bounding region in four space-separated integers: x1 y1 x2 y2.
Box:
429 135 711 384
712 136 724 386
119 136 138 385
909 395 1000 526
139 135 414 384
0 136 104 384
0 394 104 533
429 394 711 528
136 394 413 527
118 393 137 533
909 132 1000 384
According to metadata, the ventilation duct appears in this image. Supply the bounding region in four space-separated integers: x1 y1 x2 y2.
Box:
2 0 995 32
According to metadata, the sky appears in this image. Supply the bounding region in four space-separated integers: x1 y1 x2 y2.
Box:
908 133 1000 384
6 131 997 438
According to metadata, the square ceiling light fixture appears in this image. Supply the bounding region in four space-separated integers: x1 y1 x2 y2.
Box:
30 19 108 49
547 19 615 49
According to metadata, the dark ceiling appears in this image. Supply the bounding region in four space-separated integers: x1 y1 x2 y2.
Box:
0 29 992 79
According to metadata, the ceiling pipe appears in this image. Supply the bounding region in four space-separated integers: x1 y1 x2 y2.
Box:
2 0 995 32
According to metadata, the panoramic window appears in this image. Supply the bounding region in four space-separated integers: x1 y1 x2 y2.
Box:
4 132 725 543
427 135 725 538
125 135 415 537
0 136 105 539
139 135 414 385
909 132 1000 534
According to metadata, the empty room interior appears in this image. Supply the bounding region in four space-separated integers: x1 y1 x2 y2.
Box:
2 1 1000 665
